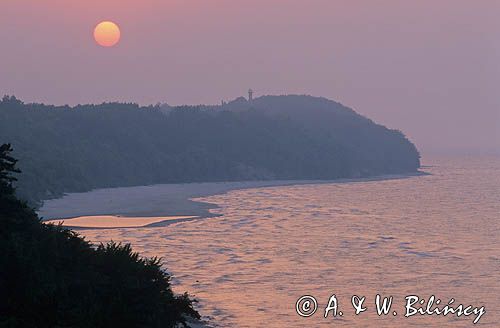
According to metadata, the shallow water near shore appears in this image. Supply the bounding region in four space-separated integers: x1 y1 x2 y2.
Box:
70 157 500 327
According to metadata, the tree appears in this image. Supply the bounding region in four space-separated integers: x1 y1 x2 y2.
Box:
1 95 23 106
0 148 201 327
0 143 20 196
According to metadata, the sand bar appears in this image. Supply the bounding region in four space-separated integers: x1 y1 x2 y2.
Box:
44 215 198 229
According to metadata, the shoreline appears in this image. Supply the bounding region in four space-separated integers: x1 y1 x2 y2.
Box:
38 172 426 229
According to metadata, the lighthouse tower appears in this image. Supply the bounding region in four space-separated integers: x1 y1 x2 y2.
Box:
248 89 254 102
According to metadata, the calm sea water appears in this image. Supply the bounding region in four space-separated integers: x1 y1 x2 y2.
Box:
81 157 500 327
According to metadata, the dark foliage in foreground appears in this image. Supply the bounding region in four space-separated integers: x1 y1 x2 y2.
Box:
0 95 420 205
0 145 200 328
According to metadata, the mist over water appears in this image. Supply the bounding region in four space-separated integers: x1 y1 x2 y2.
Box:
81 157 500 327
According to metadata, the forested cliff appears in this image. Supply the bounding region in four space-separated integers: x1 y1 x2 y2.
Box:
0 95 420 205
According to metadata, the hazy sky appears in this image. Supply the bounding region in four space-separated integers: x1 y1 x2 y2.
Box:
1 1 499 155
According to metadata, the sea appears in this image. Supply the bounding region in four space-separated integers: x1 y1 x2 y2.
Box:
78 157 500 327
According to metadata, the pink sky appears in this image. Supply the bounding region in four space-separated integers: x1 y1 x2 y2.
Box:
1 1 499 155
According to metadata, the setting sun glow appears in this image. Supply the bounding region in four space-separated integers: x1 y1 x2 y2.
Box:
94 21 121 47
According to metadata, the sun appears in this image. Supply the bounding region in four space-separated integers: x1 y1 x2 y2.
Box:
94 21 121 47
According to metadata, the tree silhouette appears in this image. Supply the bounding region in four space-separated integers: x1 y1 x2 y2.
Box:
0 95 420 205
0 143 20 196
0 148 200 327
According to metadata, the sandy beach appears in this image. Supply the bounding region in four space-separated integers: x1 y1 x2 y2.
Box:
44 215 199 229
38 174 423 229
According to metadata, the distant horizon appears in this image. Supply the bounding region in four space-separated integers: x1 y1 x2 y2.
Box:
2 1 499 155
2 92 498 157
